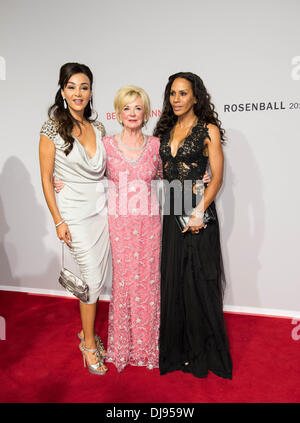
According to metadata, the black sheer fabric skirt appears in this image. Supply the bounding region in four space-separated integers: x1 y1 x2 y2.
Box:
159 202 232 379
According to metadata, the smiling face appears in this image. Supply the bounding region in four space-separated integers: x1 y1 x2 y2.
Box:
120 95 145 130
61 72 92 115
169 77 197 117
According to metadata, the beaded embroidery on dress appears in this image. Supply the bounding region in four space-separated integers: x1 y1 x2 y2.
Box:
103 135 163 372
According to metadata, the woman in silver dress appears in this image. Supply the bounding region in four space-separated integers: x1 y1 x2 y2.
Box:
39 62 112 375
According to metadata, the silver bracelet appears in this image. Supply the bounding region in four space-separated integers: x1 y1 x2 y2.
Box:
55 220 64 227
192 209 204 219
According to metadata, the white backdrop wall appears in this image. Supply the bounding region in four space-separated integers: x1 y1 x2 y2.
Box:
0 0 299 317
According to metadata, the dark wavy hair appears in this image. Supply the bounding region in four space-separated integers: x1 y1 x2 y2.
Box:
153 72 225 143
48 62 97 155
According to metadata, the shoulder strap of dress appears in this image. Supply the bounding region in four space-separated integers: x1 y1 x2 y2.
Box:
92 120 106 137
198 120 211 141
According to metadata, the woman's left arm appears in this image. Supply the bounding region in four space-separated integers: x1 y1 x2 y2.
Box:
201 123 224 207
185 124 223 232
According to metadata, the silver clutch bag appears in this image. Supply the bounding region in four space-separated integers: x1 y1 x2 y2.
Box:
175 205 216 232
58 242 89 303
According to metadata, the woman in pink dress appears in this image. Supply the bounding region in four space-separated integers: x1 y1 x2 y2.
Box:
103 86 162 371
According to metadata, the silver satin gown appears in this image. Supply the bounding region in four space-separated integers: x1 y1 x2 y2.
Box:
40 119 112 303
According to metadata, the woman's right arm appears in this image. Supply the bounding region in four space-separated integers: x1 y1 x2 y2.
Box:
39 135 71 246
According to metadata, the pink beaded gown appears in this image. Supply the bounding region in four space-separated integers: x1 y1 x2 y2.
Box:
102 135 162 372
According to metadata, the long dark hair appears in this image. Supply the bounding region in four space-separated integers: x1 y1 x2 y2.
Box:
153 72 225 143
48 62 97 155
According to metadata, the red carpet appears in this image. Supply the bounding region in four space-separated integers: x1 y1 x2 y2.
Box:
0 290 299 403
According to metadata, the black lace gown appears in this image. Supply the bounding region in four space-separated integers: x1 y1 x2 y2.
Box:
159 120 232 379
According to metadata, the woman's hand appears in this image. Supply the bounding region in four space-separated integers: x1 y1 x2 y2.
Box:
53 177 65 193
203 170 211 184
56 222 72 247
182 215 205 235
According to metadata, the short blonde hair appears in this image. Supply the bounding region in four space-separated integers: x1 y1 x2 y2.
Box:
114 85 151 125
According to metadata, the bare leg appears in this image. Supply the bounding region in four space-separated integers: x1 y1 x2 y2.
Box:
80 303 106 357
79 301 107 372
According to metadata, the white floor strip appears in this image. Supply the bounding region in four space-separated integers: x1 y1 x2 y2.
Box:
223 305 300 320
0 285 299 319
0 285 111 302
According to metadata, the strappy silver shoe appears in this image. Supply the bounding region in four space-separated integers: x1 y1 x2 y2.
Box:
77 332 106 357
79 341 107 375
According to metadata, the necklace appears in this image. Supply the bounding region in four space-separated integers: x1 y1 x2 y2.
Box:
175 116 198 132
169 117 198 147
119 132 146 151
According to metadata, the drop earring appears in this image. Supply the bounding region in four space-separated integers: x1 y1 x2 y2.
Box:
90 98 93 111
63 98 67 109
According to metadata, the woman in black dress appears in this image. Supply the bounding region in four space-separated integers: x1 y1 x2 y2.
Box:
154 72 232 379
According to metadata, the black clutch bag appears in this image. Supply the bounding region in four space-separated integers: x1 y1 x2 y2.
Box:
175 205 216 232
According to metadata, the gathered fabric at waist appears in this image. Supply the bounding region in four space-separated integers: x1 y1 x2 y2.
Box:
56 180 108 222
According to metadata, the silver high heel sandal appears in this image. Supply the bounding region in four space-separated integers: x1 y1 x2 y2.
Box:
77 333 106 357
79 341 107 375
